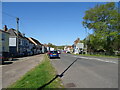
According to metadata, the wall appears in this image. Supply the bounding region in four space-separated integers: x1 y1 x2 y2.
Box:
0 31 9 53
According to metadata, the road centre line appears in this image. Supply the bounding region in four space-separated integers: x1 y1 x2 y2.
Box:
73 56 118 64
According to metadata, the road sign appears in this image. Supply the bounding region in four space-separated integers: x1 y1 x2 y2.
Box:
76 43 84 48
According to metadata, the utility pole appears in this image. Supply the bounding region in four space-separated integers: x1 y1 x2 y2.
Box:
85 27 88 54
16 17 19 53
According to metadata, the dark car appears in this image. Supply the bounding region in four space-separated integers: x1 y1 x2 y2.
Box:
48 51 60 59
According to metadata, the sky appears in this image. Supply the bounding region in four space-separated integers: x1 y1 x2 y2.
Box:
2 2 117 46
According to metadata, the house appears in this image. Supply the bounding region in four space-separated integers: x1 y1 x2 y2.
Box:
43 44 49 53
22 36 30 56
28 37 42 54
64 46 73 53
41 44 46 54
0 26 10 64
73 38 84 54
26 37 35 55
7 28 29 57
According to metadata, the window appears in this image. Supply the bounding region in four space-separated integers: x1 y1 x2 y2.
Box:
2 46 5 51
18 39 22 45
2 34 5 41
50 51 58 53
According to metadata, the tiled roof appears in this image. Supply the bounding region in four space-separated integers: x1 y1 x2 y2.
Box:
74 38 80 45
44 44 48 47
7 28 24 38
28 37 42 46
0 29 10 34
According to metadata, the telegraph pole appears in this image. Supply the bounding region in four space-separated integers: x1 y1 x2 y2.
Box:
16 17 19 53
85 27 88 54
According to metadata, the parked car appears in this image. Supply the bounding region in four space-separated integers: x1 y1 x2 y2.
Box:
19 53 24 57
66 51 70 53
27 51 33 56
57 50 61 54
48 50 60 59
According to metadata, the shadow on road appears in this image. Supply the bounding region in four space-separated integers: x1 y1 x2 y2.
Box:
12 58 19 61
50 57 61 59
3 61 13 65
37 58 80 89
37 74 61 90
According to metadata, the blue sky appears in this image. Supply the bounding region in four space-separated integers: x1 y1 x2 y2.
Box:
2 2 113 45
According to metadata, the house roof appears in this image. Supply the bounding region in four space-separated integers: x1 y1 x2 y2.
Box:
28 37 42 46
64 46 73 49
0 29 10 34
67 46 73 48
7 28 25 38
26 37 34 44
74 38 80 45
44 44 48 47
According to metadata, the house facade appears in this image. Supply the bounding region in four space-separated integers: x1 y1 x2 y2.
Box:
64 46 73 53
28 37 42 54
26 37 35 55
7 28 30 57
73 38 84 54
44 44 49 52
0 29 9 64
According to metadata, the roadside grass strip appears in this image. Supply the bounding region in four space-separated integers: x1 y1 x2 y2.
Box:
8 54 64 89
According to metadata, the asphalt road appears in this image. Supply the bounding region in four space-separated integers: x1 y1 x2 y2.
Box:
51 53 118 88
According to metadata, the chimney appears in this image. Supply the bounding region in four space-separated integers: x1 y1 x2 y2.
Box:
4 25 8 31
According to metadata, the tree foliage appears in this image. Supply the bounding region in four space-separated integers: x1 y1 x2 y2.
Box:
83 2 120 55
47 43 65 50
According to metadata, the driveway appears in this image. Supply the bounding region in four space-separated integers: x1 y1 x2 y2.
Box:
1 54 44 88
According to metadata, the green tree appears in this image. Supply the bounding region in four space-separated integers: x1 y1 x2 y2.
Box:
83 2 120 55
47 43 57 49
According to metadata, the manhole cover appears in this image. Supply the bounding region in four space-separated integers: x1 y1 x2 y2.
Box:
65 83 76 87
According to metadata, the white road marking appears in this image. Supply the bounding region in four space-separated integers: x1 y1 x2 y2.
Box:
73 56 118 64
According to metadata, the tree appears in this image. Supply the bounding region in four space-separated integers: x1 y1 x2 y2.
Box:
82 2 120 55
47 43 57 49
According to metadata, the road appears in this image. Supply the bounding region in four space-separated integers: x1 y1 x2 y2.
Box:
1 54 44 88
51 53 118 88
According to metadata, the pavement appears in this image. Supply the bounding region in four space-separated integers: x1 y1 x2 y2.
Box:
50 53 118 88
1 54 44 88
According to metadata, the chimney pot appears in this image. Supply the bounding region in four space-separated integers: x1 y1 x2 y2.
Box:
4 25 8 31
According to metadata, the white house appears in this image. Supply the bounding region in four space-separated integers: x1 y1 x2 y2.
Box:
64 46 73 53
73 38 84 54
0 28 9 64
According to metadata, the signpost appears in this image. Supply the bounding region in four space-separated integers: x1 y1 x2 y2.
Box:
76 43 84 54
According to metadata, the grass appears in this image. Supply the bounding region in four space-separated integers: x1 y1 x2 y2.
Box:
8 54 64 89
72 53 119 58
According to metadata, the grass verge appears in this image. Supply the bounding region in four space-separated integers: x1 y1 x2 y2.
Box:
8 54 64 89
